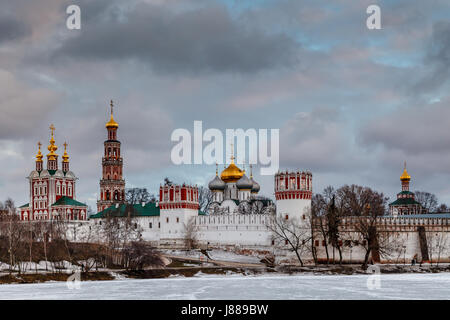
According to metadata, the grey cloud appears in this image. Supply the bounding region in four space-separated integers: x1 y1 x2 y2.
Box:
50 2 300 74
0 14 31 43
279 107 363 173
359 100 450 155
0 70 61 139
413 21 450 94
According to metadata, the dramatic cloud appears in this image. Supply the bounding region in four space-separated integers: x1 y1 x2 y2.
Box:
280 107 362 173
359 100 450 156
50 1 300 74
3 0 450 208
415 21 450 94
0 15 31 43
0 69 61 140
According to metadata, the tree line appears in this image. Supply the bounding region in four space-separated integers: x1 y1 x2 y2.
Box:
0 198 164 275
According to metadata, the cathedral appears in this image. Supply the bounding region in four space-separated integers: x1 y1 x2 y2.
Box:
208 156 273 215
19 125 87 221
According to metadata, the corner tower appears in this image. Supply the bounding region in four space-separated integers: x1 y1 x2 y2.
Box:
275 170 312 223
97 100 125 212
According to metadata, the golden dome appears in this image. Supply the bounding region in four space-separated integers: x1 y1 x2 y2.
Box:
220 157 244 183
35 142 43 162
62 142 69 163
106 100 119 129
400 162 411 181
47 124 58 161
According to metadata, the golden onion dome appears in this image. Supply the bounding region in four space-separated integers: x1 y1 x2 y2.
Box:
62 142 69 163
106 100 119 129
47 124 58 160
35 142 43 162
400 162 411 181
220 157 244 183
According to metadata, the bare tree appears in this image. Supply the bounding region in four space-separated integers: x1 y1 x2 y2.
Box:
250 197 275 215
267 215 311 267
0 199 25 274
436 204 449 213
415 191 438 213
334 185 390 268
183 217 198 250
122 242 165 271
312 193 330 264
198 186 213 212
164 177 173 186
426 231 447 266
327 196 343 264
99 205 142 267
126 188 156 204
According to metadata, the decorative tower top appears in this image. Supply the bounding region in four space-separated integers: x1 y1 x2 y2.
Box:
105 100 119 129
62 142 69 163
36 142 43 162
400 161 411 192
35 141 43 172
62 142 70 173
220 143 244 183
47 124 58 160
400 161 411 181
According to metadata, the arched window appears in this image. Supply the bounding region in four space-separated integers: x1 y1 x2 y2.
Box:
114 190 119 201
106 190 110 200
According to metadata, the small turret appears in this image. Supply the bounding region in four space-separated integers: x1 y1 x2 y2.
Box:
46 124 58 171
400 161 411 192
62 142 70 173
35 142 43 172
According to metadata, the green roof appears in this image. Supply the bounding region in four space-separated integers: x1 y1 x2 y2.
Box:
398 191 414 196
90 202 207 219
52 196 87 207
90 202 160 219
48 170 56 176
19 203 29 208
389 198 421 206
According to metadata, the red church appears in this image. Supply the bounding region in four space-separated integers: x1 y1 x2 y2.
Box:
19 124 87 221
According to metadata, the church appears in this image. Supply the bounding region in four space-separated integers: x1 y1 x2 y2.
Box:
389 163 424 215
19 125 87 221
208 158 273 215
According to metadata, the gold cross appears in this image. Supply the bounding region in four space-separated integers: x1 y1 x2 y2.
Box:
49 124 55 137
110 100 114 115
230 142 235 161
63 142 68 150
38 142 41 149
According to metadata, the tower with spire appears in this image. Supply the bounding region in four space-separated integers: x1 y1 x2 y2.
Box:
19 125 87 221
389 162 423 216
97 100 126 212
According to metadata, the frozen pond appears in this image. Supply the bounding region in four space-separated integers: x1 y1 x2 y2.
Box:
0 273 450 300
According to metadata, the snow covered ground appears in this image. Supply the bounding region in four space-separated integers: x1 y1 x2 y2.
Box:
1 273 450 299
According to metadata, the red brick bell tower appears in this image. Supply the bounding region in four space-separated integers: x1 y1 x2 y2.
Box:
97 100 125 212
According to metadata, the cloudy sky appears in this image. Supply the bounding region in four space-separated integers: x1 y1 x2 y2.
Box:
1 0 450 210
